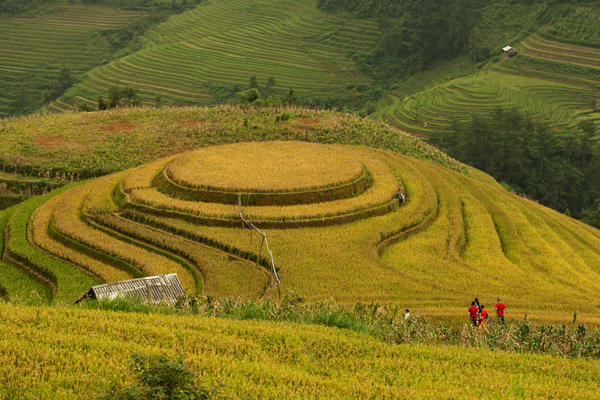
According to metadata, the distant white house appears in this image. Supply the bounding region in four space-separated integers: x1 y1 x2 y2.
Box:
502 46 517 57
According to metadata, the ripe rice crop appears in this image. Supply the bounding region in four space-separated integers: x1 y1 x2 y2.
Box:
51 176 198 294
31 194 132 283
2 114 600 320
95 214 268 298
1 303 600 399
123 156 176 192
166 141 365 192
86 171 129 214
129 149 397 221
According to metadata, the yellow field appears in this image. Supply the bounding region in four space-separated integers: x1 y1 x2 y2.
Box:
2 137 600 323
118 146 600 322
50 175 199 294
31 194 132 284
0 303 599 399
166 141 365 192
131 149 396 220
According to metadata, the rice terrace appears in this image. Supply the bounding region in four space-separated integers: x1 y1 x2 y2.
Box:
2 0 600 398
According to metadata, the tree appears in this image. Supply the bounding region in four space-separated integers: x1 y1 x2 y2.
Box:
236 88 260 103
267 76 276 88
284 88 297 107
469 27 482 65
578 120 595 170
249 75 259 89
107 85 141 108
350 87 359 111
583 200 600 229
97 96 108 110
10 86 31 115
155 92 162 108
98 352 213 400
108 85 121 108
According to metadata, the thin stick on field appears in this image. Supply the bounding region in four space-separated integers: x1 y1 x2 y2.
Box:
238 195 281 300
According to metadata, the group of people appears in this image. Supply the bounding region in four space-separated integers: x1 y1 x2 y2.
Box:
468 297 506 327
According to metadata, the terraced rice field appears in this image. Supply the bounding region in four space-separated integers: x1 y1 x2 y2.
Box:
379 69 599 137
519 35 600 71
52 0 378 111
0 4 145 116
3 303 600 399
2 132 600 325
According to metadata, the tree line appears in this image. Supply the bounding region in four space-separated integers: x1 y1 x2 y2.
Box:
429 108 600 227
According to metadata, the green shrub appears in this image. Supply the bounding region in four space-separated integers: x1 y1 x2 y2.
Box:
98 352 215 400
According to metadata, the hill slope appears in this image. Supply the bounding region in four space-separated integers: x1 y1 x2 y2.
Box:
0 4 147 116
1 303 600 399
49 0 377 111
1 107 599 324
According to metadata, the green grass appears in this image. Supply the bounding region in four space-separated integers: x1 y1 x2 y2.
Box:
0 207 52 301
0 106 466 179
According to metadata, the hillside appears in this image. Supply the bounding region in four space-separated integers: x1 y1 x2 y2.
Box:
377 41 600 138
2 302 599 399
1 107 600 325
47 0 378 111
0 106 462 209
0 3 148 117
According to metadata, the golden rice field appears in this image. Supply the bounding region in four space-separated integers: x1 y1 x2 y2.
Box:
166 141 365 192
1 136 600 326
1 302 599 399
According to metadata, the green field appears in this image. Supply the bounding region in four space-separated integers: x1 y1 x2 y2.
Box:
378 69 599 137
0 4 146 116
50 0 378 111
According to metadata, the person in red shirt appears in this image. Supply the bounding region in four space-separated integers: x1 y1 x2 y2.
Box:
494 297 506 325
468 301 479 327
479 305 488 328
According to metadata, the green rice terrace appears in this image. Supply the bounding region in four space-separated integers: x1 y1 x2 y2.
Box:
49 0 378 111
0 4 146 116
377 63 600 139
369 4 600 138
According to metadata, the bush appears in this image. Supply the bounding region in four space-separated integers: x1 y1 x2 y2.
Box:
98 352 215 400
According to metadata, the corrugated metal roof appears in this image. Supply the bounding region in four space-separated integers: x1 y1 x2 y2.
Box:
502 46 516 52
77 274 186 304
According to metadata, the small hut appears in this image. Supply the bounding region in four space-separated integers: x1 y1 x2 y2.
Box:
502 46 517 58
76 274 185 304
100 59 109 65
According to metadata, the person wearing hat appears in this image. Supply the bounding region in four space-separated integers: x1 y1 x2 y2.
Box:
404 309 410 320
494 297 506 325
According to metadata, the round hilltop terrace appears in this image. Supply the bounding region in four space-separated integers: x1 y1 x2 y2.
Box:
1 108 600 323
124 141 399 228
